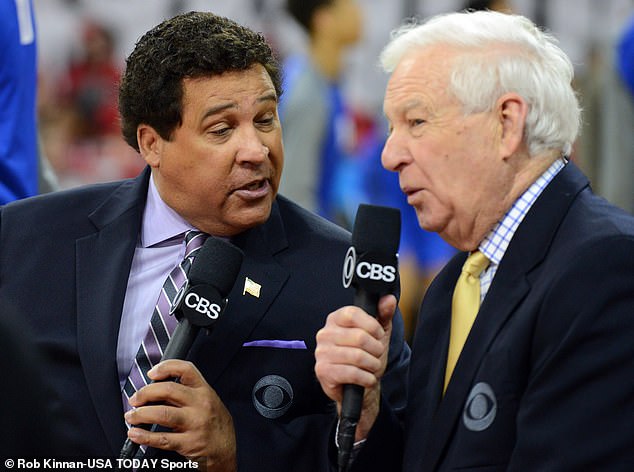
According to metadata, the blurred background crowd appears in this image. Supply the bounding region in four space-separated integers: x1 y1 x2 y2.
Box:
12 0 634 340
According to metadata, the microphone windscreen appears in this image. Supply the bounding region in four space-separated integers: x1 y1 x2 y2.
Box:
351 204 401 254
188 237 244 294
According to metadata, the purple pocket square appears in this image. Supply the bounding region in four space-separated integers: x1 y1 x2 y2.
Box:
242 340 307 349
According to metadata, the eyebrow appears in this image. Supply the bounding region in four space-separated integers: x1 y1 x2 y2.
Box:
403 99 425 112
384 98 427 119
257 92 278 105
201 92 278 121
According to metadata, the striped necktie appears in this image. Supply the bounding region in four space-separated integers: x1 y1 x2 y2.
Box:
122 230 207 411
444 250 490 392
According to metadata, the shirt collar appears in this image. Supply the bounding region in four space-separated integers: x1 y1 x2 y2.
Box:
479 157 567 265
141 174 195 248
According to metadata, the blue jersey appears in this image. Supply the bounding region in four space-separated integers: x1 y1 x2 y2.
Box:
0 0 38 204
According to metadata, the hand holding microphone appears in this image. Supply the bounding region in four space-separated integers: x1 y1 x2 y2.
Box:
315 204 401 472
120 236 243 462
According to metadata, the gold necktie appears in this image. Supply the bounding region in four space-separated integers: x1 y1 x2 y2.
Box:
444 250 490 392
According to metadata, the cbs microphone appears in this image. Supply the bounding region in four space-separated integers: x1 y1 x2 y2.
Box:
120 236 243 459
338 204 401 472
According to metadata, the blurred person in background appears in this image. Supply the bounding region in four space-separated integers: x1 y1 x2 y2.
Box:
58 20 121 139
279 0 363 225
38 16 143 189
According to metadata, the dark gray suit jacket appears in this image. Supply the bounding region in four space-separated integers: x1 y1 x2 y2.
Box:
0 167 410 471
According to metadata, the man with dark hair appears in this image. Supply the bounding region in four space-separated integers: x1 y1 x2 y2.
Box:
0 11 409 471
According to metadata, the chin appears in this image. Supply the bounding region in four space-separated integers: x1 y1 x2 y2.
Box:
233 203 273 232
416 213 430 231
418 218 443 236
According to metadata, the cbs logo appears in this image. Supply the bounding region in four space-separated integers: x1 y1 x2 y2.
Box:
342 246 397 288
184 292 221 320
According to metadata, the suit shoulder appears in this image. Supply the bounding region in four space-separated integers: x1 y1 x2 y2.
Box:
275 195 351 246
559 189 634 253
2 180 127 214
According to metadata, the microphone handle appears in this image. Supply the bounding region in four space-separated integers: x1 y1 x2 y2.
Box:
353 290 380 319
119 319 201 459
162 318 200 360
338 289 380 472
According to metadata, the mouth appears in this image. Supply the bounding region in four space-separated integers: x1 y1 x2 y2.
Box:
401 185 424 204
401 184 417 196
233 178 271 200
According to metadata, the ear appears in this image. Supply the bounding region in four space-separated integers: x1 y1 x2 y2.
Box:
137 124 162 168
496 93 528 159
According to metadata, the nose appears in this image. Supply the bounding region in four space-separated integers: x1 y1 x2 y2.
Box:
381 130 410 172
236 128 269 165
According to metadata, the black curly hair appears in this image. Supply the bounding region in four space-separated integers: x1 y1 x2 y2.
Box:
118 11 282 152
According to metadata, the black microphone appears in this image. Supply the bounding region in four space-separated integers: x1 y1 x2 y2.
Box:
120 236 243 460
338 204 401 472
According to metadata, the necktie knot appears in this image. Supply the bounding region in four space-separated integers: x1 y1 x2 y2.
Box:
462 250 490 281
184 230 206 257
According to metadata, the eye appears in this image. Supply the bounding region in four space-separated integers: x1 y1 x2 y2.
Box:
211 128 230 136
256 114 276 129
409 118 426 127
208 123 232 137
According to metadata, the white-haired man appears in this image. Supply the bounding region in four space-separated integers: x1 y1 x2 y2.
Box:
315 10 634 471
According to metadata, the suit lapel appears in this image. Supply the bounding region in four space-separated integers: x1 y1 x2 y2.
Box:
76 169 149 455
421 267 531 470
421 163 589 470
189 200 290 384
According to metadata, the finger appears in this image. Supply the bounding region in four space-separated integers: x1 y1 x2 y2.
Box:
127 426 186 452
316 326 386 361
377 294 397 329
328 306 385 338
323 307 386 343
125 403 185 430
315 344 383 374
147 359 205 387
128 380 190 408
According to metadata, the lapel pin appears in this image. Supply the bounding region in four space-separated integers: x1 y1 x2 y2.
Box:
243 277 261 298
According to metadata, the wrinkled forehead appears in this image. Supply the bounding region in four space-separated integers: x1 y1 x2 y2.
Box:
383 47 456 114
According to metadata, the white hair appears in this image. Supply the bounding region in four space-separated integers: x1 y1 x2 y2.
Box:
380 10 581 157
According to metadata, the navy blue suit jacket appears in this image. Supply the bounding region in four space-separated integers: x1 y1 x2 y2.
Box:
0 168 409 470
353 163 634 471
